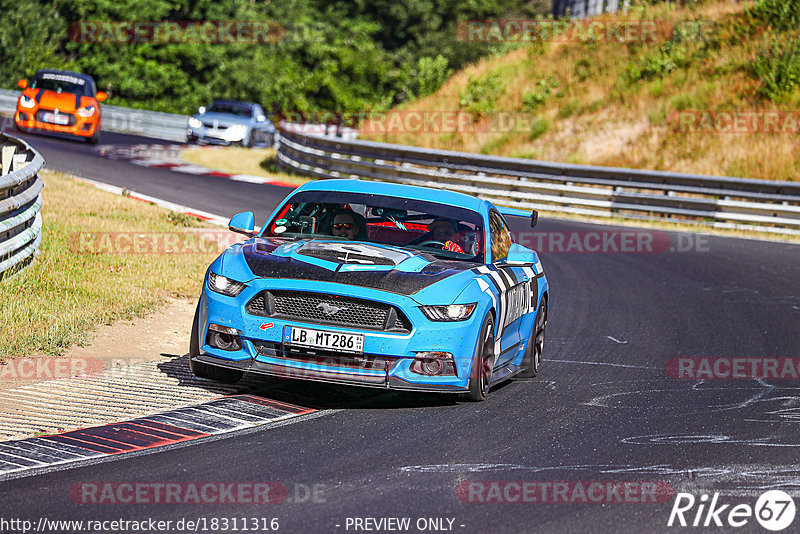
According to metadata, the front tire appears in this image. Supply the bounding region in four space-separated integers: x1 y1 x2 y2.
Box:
519 299 547 378
188 300 244 384
463 314 495 402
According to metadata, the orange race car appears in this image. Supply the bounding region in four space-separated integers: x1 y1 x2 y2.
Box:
14 69 107 144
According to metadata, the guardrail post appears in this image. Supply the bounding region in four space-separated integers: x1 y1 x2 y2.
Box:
1 145 14 176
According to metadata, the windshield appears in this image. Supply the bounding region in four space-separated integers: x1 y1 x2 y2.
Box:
263 190 485 263
31 73 93 97
207 102 253 116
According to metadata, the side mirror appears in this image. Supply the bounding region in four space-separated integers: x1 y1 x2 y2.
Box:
530 210 539 229
17 79 27 89
96 91 107 102
198 106 206 115
257 114 267 122
505 243 537 264
228 211 256 237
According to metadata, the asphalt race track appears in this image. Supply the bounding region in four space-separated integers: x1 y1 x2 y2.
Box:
2 130 800 533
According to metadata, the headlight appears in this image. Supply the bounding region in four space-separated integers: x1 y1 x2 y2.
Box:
419 303 477 322
208 272 246 297
19 95 35 109
188 117 202 129
78 106 96 118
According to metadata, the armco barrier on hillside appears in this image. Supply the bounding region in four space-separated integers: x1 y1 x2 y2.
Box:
276 126 800 236
0 133 45 280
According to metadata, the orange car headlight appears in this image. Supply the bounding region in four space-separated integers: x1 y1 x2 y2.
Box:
19 95 35 109
78 106 96 118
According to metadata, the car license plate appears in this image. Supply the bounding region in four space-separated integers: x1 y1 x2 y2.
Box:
283 326 364 354
43 112 69 125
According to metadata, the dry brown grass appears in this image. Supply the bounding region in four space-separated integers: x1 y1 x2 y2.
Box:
362 1 800 181
181 146 308 186
0 171 222 359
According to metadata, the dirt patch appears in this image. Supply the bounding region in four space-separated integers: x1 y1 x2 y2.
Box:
0 297 196 391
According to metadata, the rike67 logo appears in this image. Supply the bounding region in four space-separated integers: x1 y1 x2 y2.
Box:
668 490 796 531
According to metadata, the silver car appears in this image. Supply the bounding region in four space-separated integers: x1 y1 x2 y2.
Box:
187 100 276 147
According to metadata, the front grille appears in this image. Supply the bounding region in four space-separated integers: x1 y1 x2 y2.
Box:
298 249 395 265
202 122 228 130
35 109 76 126
246 290 411 333
253 341 399 371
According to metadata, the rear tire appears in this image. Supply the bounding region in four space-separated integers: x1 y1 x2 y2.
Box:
463 314 495 402
188 300 244 384
519 299 547 378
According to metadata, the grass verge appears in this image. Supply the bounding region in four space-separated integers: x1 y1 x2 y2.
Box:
0 171 220 360
180 146 309 186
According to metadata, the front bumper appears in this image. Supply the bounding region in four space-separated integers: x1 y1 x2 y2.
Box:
15 109 98 138
192 353 466 392
187 126 247 145
196 280 485 392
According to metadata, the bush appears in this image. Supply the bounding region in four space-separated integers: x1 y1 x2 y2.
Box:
528 117 549 140
521 78 559 111
558 99 581 118
748 0 800 32
751 37 800 101
413 55 452 98
459 73 504 115
627 42 688 82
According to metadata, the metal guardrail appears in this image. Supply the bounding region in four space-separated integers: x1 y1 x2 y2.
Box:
277 127 800 236
280 120 359 141
0 133 45 279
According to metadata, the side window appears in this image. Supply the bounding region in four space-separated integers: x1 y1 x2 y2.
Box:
489 211 512 262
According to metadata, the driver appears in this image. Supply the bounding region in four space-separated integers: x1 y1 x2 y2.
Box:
330 209 366 240
427 218 464 253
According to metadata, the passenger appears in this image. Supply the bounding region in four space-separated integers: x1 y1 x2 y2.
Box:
330 209 366 240
427 218 464 253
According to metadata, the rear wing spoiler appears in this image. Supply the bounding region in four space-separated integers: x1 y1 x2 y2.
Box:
497 206 539 228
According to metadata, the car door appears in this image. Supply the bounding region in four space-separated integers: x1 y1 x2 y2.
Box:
487 210 533 367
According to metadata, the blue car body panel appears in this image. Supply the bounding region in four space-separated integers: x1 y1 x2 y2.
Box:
193 179 549 393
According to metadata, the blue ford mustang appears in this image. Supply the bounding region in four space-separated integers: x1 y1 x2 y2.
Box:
190 179 548 401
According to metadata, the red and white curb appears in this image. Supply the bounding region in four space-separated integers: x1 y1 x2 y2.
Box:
71 175 230 227
98 144 297 188
0 395 318 478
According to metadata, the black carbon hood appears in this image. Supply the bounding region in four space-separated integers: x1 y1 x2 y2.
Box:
241 239 475 296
